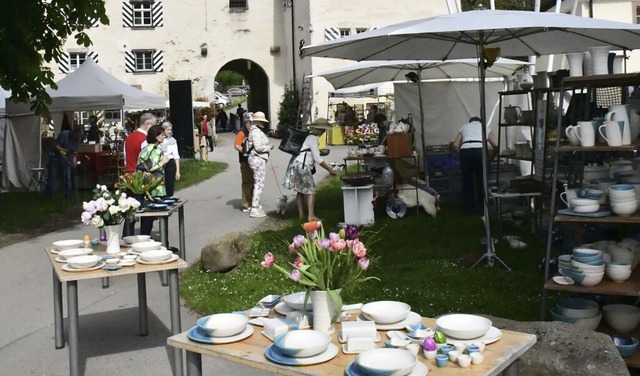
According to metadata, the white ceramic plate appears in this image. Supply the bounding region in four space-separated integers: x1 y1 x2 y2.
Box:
274 301 310 315
129 246 167 254
187 325 254 344
136 254 178 265
62 261 106 272
553 275 575 285
264 343 338 366
356 311 422 330
446 326 503 346
119 260 137 267
345 360 428 376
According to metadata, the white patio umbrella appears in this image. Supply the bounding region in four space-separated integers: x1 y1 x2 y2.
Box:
302 9 640 269
310 58 526 167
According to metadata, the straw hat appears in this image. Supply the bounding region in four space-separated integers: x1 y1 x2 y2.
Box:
252 111 269 123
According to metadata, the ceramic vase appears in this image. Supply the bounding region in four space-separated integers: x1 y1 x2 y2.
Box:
104 224 121 254
588 46 611 75
583 51 593 76
310 290 340 334
565 53 584 77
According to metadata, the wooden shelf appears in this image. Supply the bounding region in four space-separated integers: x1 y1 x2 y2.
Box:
554 212 640 224
498 122 534 127
499 154 533 161
561 73 640 90
554 143 639 153
545 268 640 297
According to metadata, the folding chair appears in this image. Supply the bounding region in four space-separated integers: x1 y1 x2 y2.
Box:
27 161 46 192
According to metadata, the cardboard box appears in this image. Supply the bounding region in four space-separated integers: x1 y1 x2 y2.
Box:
386 133 412 157
78 143 102 153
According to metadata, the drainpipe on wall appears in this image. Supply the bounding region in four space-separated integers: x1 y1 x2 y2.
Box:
589 0 594 18
290 1 297 86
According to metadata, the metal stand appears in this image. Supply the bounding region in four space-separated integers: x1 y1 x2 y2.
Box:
471 239 511 270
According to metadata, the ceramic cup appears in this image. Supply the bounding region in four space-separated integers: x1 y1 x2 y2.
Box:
423 349 437 359
471 341 486 352
457 354 472 368
453 343 466 353
435 354 449 367
560 189 580 207
470 352 485 365
466 345 480 354
439 345 454 355
576 121 597 147
565 125 581 146
599 120 624 147
406 344 420 356
448 350 461 362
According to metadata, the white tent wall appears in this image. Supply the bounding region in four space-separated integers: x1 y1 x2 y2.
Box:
1 114 41 190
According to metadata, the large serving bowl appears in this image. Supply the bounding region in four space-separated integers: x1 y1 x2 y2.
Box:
555 298 599 319
612 336 639 358
606 263 632 282
197 313 248 337
57 248 93 260
131 241 163 253
435 314 492 340
139 249 172 262
66 254 102 269
283 291 312 311
603 304 640 332
122 235 151 244
53 239 84 250
361 301 411 324
608 184 637 200
550 307 602 330
611 200 638 216
576 271 605 287
355 348 417 376
273 330 331 358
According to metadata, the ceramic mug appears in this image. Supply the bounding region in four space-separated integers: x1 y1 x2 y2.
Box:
560 189 580 207
565 125 581 146
606 108 631 145
598 120 623 147
576 121 596 147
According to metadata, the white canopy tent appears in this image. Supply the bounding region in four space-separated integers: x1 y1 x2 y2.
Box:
3 59 166 190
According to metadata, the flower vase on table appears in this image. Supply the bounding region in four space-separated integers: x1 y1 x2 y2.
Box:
104 225 121 254
310 289 342 334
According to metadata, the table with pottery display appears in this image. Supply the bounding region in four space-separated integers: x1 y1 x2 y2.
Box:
135 198 188 260
46 240 187 376
167 301 536 376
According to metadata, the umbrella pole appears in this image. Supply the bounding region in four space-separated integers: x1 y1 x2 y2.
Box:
417 70 428 185
471 44 510 270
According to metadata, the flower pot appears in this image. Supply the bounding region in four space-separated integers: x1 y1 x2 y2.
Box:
104 225 122 254
311 290 340 334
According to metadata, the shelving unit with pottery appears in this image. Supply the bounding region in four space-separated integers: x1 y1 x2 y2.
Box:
541 72 640 369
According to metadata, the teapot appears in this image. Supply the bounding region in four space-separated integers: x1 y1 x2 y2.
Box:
504 105 521 125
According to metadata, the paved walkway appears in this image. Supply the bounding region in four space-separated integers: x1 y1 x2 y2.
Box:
0 131 348 375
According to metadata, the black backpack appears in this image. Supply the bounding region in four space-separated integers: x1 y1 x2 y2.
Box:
279 128 310 155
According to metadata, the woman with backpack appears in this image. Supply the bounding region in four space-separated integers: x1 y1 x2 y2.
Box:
282 126 337 221
246 111 274 218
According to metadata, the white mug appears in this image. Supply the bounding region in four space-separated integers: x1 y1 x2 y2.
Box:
606 109 631 145
565 125 581 146
598 120 623 147
576 121 596 147
560 189 580 207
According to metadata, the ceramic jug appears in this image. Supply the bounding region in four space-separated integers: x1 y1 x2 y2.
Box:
504 105 521 125
599 120 623 147
565 124 581 146
516 66 533 90
606 106 631 145
576 121 596 147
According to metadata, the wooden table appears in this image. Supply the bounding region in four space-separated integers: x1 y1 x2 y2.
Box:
168 317 536 376
46 246 188 376
135 199 188 260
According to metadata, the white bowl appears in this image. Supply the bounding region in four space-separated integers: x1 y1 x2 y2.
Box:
139 249 172 262
131 241 163 252
577 271 605 287
571 260 605 272
612 201 638 216
603 304 640 332
570 198 599 207
608 185 637 199
606 266 632 283
53 239 84 250
436 314 492 340
122 235 151 244
355 348 417 376
273 330 331 358
572 204 600 213
196 313 248 337
361 301 411 324
556 298 600 319
66 254 102 269
57 248 93 260
283 291 312 311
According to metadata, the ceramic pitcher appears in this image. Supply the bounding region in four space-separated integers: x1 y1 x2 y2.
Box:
606 107 631 145
599 120 624 146
565 124 581 146
504 105 521 125
576 121 596 147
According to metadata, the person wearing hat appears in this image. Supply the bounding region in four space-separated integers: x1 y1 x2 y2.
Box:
246 111 274 218
233 113 254 212
282 125 337 221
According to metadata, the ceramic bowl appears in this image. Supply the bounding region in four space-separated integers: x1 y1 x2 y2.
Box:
577 271 604 287
131 241 163 253
612 201 638 216
571 260 605 272
556 298 599 319
361 301 411 324
603 304 640 332
570 198 599 207
197 313 248 337
572 204 600 213
273 330 330 358
139 249 172 262
606 265 632 282
122 235 151 244
572 256 605 265
435 314 492 340
355 348 417 376
612 336 639 358
572 248 602 258
283 291 312 311
53 239 84 250
66 254 102 269
608 184 637 199
57 248 93 260
550 307 602 330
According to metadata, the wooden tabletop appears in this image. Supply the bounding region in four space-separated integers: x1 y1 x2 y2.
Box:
135 199 188 218
168 317 536 376
45 246 187 282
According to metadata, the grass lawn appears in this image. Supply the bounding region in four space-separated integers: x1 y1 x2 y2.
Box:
181 177 560 322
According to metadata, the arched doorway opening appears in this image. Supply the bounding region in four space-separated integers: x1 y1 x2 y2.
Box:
217 59 270 121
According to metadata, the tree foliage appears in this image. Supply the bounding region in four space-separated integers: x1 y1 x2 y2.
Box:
276 81 299 137
215 71 245 92
0 0 108 114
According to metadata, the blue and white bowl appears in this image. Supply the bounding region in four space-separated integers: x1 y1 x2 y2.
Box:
355 348 417 376
197 313 248 337
273 330 330 358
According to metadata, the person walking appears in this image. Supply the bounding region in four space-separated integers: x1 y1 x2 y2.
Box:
282 126 337 221
201 115 213 152
138 125 169 235
233 114 254 212
44 125 84 199
161 121 181 197
246 111 274 218
453 116 499 216
86 115 101 143
217 107 228 132
125 113 157 173
235 104 245 132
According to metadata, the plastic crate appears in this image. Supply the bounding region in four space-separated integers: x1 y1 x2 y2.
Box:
425 144 451 154
426 154 452 174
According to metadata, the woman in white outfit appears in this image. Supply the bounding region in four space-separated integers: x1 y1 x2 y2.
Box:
246 111 274 218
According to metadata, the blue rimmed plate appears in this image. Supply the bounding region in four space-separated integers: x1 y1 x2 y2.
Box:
146 203 168 211
264 343 338 366
187 325 254 344
345 360 428 376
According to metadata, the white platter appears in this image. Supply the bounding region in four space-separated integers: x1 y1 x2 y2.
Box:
119 260 137 267
274 301 311 315
136 254 178 265
346 360 428 376
553 275 575 285
187 325 254 344
264 343 338 366
62 261 106 272
445 326 503 346
356 311 422 330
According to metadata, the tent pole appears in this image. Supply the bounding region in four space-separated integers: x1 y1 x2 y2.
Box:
417 70 428 185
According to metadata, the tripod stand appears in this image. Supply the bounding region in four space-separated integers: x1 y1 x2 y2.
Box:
471 201 511 270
